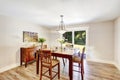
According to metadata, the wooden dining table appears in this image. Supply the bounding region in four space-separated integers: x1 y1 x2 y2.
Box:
36 49 74 80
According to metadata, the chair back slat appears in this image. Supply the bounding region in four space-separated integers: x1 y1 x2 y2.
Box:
40 50 52 65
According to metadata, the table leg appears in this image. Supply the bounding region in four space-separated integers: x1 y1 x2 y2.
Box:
69 56 73 80
36 53 39 74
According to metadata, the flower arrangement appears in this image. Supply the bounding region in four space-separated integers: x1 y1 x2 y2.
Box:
57 38 66 51
57 38 65 44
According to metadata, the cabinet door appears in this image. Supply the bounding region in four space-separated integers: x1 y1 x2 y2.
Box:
21 48 29 62
28 48 35 61
24 49 29 62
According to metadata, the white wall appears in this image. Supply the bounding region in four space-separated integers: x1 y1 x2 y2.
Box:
0 15 50 72
50 21 114 63
114 17 120 70
88 21 114 63
0 14 116 72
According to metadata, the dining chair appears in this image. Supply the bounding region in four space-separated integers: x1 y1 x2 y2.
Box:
37 49 60 80
72 47 85 80
52 46 66 67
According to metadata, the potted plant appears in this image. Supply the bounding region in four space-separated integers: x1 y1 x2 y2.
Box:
38 38 46 49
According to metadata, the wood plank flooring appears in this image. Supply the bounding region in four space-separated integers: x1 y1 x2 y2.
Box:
0 60 120 80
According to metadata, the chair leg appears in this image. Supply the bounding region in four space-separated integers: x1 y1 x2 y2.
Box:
49 68 51 75
81 63 84 80
81 72 84 80
81 67 84 80
62 58 65 66
58 63 60 79
79 63 80 67
40 66 42 80
25 62 27 67
50 68 52 80
81 63 84 74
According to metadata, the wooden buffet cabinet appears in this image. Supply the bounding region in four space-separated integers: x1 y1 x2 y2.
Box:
20 47 37 67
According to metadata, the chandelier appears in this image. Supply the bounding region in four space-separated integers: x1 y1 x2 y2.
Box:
57 15 66 34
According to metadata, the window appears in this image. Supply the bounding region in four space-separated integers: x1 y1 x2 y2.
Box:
74 31 86 45
63 31 72 43
63 30 86 46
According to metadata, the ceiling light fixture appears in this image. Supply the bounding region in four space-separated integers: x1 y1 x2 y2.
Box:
57 15 66 34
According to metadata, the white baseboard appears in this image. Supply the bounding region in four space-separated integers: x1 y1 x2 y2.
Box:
87 59 120 71
0 63 19 73
114 63 120 70
87 59 115 65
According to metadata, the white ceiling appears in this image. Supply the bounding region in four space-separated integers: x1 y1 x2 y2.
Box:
0 0 120 27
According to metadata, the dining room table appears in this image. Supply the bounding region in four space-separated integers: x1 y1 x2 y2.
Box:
36 48 74 80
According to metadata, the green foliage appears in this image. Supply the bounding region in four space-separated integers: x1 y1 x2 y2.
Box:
63 31 86 45
38 38 46 43
74 31 86 45
63 32 72 43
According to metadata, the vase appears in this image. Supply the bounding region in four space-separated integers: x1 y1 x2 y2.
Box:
60 43 63 51
41 43 43 49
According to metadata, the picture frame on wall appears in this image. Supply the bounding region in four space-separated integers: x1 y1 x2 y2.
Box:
23 31 38 42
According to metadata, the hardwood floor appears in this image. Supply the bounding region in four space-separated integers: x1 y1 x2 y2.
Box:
0 60 120 80
84 61 120 80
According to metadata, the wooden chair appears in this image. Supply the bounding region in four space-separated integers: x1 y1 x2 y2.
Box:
52 46 66 67
72 47 85 80
38 49 60 80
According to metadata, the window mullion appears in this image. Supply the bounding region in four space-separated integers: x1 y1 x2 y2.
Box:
72 30 74 46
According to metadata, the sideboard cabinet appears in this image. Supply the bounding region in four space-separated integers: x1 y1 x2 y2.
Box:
20 47 36 67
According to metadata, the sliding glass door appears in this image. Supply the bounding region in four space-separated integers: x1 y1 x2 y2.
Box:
63 31 72 43
63 30 86 49
74 31 86 45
